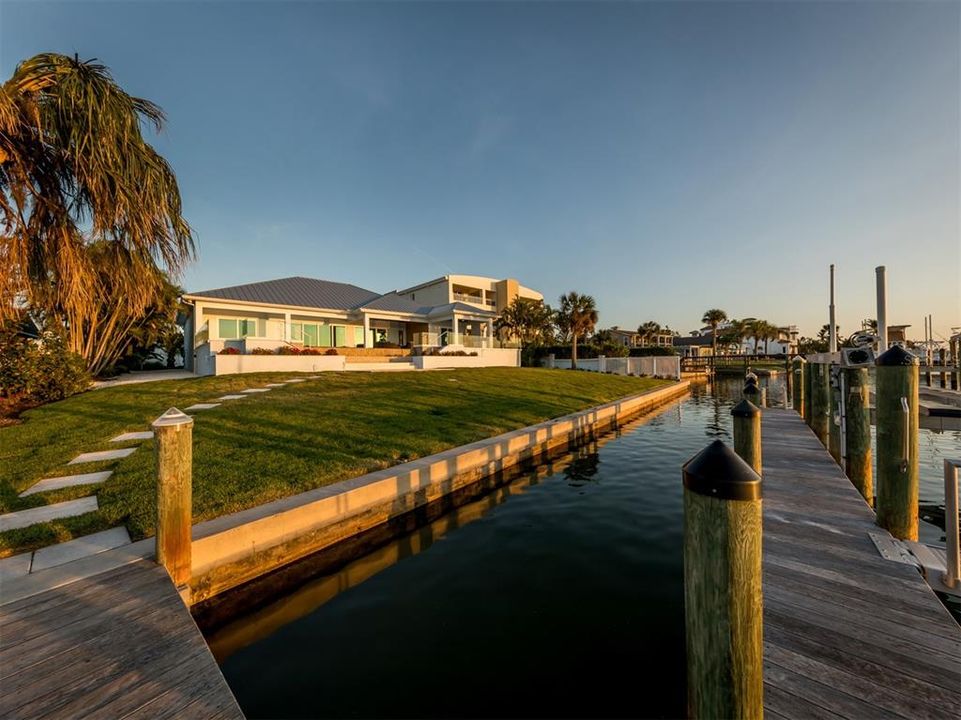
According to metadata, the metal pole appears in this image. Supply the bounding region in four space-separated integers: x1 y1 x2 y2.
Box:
829 264 837 354
876 266 888 352
944 460 960 590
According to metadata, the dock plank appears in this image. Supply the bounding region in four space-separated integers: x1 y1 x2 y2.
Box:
0 560 242 720
761 409 961 719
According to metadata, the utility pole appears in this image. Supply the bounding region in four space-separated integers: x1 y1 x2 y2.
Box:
876 266 888 352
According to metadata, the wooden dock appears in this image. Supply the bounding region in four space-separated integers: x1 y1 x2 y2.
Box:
0 559 242 720
761 409 961 719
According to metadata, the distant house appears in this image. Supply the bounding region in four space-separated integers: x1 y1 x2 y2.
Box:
181 274 541 375
607 326 674 349
887 325 911 345
673 334 716 358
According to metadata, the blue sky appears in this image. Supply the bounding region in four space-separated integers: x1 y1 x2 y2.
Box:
3 1 958 339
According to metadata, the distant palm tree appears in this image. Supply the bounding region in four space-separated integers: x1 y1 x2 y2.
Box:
701 308 728 360
637 320 661 346
0 53 194 356
559 292 598 370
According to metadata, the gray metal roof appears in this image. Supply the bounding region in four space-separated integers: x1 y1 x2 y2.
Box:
187 276 381 311
358 292 434 315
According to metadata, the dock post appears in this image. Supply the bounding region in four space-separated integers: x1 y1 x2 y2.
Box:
875 346 919 541
152 408 194 593
944 460 960 590
682 440 763 720
743 378 761 408
792 357 806 419
843 367 873 504
732 399 762 475
547 353 555 369
810 363 831 450
828 367 842 466
804 357 813 426
759 386 767 408
598 354 607 373
924 368 932 387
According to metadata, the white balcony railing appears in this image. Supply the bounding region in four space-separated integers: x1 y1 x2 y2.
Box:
453 292 496 307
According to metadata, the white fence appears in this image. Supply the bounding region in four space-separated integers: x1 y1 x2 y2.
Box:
543 354 680 380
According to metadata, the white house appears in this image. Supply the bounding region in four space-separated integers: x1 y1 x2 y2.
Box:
182 274 541 375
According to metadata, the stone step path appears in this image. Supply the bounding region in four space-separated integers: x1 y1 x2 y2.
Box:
185 402 220 412
241 387 271 393
19 470 112 498
0 496 98 533
68 447 137 465
218 394 248 400
0 527 131 582
110 430 154 442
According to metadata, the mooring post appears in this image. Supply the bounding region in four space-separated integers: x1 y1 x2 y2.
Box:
828 367 842 466
732 399 762 475
598 354 607 373
682 440 763 720
758 386 767 409
842 367 873 504
875 346 919 541
547 353 555 369
810 363 831 450
924 368 932 387
804 357 813 426
743 378 761 408
943 460 960 590
152 407 194 592
792 357 807 419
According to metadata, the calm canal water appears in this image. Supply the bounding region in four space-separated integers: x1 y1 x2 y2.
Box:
211 377 958 719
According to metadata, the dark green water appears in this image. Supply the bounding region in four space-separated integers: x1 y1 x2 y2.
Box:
211 378 955 718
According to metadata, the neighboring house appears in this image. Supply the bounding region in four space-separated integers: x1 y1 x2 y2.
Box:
673 334 716 358
607 326 674 349
182 274 539 374
737 325 799 355
887 325 911 345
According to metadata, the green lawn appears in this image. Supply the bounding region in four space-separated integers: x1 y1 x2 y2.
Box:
0 368 671 557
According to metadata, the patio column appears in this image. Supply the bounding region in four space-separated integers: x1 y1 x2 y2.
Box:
284 312 291 342
363 315 371 348
487 319 494 348
452 313 459 345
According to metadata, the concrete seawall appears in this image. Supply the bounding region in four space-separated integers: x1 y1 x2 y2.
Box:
188 381 691 604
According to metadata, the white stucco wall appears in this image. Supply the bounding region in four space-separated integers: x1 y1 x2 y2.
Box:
213 354 346 375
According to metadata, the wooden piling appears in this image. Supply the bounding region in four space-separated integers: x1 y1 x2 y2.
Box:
803 357 813 426
152 407 194 591
842 367 873 505
792 357 806 419
682 440 763 720
732 399 762 475
743 380 762 409
809 363 831 450
875 347 919 541
828 369 842 466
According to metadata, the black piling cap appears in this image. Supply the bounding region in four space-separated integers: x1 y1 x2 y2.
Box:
731 398 760 417
876 345 919 367
792 356 807 366
683 439 762 501
743 383 760 397
744 375 759 387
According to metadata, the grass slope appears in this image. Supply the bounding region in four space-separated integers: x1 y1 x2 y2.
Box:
0 368 670 557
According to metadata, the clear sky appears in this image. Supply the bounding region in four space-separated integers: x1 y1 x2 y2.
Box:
3 1 959 340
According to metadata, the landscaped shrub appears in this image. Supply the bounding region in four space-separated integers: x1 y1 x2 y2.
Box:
374 340 400 349
324 348 339 356
628 346 677 357
217 347 241 355
250 347 274 355
301 348 324 355
0 327 90 405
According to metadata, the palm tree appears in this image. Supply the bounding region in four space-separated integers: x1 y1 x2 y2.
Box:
637 320 661 347
701 308 728 360
559 292 598 370
0 53 194 362
496 297 556 347
762 322 780 355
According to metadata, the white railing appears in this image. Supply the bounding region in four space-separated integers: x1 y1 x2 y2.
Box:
453 292 495 307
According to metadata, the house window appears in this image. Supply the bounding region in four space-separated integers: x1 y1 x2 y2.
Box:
218 318 256 339
354 327 365 346
333 326 346 347
291 322 324 346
